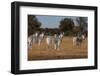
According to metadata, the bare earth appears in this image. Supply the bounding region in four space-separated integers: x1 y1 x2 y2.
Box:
28 37 88 61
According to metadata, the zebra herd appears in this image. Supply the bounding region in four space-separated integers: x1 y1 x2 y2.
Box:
46 32 64 50
28 31 86 51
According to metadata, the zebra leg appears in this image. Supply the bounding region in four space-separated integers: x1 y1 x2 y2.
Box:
57 43 60 51
30 41 32 50
38 40 41 46
54 44 57 50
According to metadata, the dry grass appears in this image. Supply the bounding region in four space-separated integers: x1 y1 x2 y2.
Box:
28 37 88 61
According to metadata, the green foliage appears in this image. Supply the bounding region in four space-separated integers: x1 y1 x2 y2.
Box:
28 15 41 36
28 16 87 37
76 17 87 32
59 18 74 32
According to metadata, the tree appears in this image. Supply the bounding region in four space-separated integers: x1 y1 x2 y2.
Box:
59 18 74 36
59 18 74 31
76 17 87 33
28 15 41 36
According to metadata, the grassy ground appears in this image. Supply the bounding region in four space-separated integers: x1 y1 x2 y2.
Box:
28 37 88 61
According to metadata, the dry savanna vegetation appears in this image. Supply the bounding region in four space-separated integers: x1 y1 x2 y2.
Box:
28 36 88 61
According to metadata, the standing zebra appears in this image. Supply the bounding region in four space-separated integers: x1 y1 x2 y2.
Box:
46 35 53 49
38 32 45 46
53 32 64 50
73 34 85 47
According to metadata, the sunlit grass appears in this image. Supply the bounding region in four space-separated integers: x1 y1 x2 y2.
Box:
28 37 88 61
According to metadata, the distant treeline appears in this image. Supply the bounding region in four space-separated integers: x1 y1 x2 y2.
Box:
28 15 88 37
